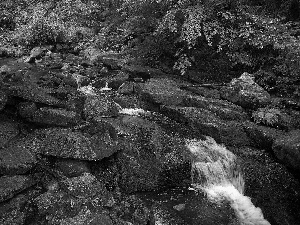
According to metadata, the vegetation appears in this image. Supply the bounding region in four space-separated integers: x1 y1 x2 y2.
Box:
1 0 300 96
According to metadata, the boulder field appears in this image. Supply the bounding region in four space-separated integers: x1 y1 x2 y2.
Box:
0 48 300 224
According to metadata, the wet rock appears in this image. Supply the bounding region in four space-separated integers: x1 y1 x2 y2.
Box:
31 107 82 127
0 175 35 202
0 115 19 147
84 95 120 119
272 130 300 171
0 136 38 175
54 159 91 177
161 106 250 147
35 127 119 160
220 72 271 109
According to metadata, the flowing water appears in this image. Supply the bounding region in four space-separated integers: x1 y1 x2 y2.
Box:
186 137 271 225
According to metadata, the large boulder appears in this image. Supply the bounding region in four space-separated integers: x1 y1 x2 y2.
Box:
161 106 251 147
0 115 19 148
95 115 192 193
0 136 38 175
272 130 300 171
220 72 271 109
0 175 35 203
33 127 119 161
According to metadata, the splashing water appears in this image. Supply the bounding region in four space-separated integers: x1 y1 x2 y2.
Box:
186 137 271 225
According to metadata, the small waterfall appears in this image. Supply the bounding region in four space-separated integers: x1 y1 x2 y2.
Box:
186 137 271 225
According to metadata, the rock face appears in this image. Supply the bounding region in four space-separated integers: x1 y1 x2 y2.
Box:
0 115 19 148
0 175 35 203
220 72 271 109
0 137 38 175
272 130 300 171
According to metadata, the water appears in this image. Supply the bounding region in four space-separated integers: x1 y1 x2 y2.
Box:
186 137 271 225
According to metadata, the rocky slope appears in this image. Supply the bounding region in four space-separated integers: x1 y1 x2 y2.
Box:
0 46 300 225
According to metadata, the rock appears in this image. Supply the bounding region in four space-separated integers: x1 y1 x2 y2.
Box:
54 159 91 177
118 82 134 94
272 130 300 171
0 175 35 203
161 106 250 147
122 64 165 81
243 122 284 149
33 173 114 224
17 102 38 118
220 72 271 109
8 85 65 107
0 194 27 225
0 136 38 175
185 95 249 121
25 47 45 63
112 116 191 192
0 115 19 148
31 107 82 127
84 95 120 119
184 86 221 99
0 65 12 75
136 78 189 109
35 127 119 160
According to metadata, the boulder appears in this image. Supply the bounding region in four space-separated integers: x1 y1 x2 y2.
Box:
0 115 19 147
272 130 300 171
17 102 38 118
54 159 91 177
0 175 35 203
0 91 7 111
122 64 165 81
220 72 271 109
30 107 82 126
98 116 191 192
118 81 134 94
84 95 120 119
0 136 38 175
34 127 119 160
184 86 221 99
161 106 250 147
24 47 45 63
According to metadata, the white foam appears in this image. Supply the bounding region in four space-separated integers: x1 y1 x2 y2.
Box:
186 137 270 225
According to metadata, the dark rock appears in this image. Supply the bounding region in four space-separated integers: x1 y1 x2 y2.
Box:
185 95 249 121
136 78 189 108
0 136 38 175
17 102 38 118
220 72 271 109
184 86 221 99
243 122 284 149
84 95 120 119
0 115 19 148
8 85 65 107
33 173 114 224
65 93 86 113
104 116 191 192
31 107 82 127
0 175 35 203
54 159 90 177
161 106 250 147
272 130 300 171
122 64 165 81
35 127 119 160
0 194 27 225
118 82 134 94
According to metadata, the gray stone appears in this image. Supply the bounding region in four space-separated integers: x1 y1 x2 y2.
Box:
0 175 35 203
0 115 19 148
220 72 271 109
272 130 300 171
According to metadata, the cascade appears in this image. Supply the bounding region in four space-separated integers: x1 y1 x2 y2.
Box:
186 137 271 225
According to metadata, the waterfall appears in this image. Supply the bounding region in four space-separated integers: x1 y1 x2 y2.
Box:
186 137 271 225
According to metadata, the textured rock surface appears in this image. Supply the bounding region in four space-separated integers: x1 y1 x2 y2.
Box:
0 115 19 148
272 130 300 171
220 72 271 109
